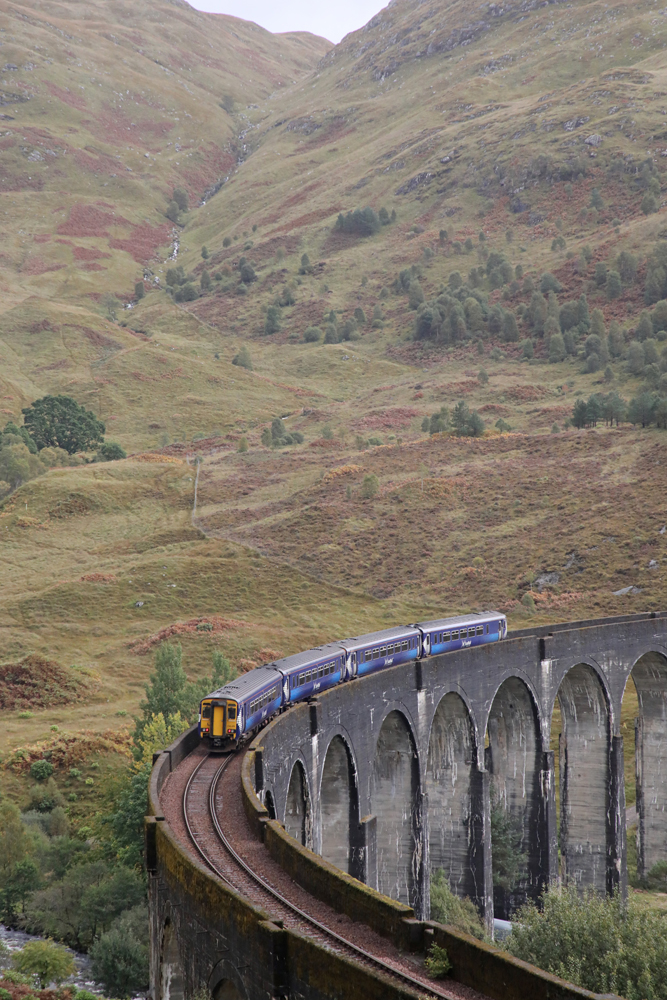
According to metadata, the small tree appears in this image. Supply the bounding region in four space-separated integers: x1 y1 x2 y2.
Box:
549 333 566 363
232 345 253 370
361 474 379 499
606 270 622 300
134 281 145 301
572 398 588 429
172 188 188 213
540 272 562 294
298 253 313 275
626 340 646 375
264 306 281 335
13 940 75 988
201 246 209 259
22 395 105 454
90 906 148 998
165 200 180 224
200 270 211 292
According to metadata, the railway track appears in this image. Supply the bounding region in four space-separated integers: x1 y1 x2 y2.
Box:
182 751 462 1000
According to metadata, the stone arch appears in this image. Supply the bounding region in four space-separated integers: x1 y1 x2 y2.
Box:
426 693 477 902
371 709 422 909
284 759 312 848
486 677 544 917
630 651 667 877
556 662 610 892
209 958 248 1000
160 921 184 1000
320 734 359 876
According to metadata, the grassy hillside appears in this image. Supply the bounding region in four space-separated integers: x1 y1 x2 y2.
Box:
1 0 666 804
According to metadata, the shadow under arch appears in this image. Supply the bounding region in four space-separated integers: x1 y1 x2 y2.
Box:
371 709 422 911
556 662 611 894
264 789 276 820
209 958 248 1000
629 650 667 877
160 920 184 1000
284 759 312 849
426 692 478 905
486 676 544 918
320 734 360 877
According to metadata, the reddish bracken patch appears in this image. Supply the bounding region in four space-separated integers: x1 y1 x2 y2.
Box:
109 220 172 263
34 233 51 243
503 384 548 402
72 245 111 261
46 81 87 110
74 147 119 174
57 203 129 238
354 407 419 430
80 572 116 582
128 615 249 654
0 654 91 710
22 256 65 276
82 262 104 271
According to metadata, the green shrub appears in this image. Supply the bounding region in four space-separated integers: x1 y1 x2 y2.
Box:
201 246 209 259
232 345 253 370
95 442 127 462
324 325 340 344
175 283 198 303
425 943 452 979
134 282 144 301
223 236 232 248
507 885 667 999
430 871 485 938
303 326 322 343
30 760 54 781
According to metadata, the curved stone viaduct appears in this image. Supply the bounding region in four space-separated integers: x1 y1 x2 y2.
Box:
148 612 667 1000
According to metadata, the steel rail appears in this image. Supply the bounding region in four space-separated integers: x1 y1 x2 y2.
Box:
182 750 456 1000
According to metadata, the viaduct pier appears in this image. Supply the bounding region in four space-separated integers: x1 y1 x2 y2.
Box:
148 611 667 1000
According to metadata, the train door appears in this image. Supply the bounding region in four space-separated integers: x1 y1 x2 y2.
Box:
212 703 226 739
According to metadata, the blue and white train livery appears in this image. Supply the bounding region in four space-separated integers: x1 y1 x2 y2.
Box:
199 611 507 748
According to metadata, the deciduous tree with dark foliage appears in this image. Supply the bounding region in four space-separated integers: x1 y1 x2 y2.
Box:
22 396 105 454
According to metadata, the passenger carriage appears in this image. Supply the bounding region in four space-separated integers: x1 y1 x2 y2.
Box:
198 611 508 748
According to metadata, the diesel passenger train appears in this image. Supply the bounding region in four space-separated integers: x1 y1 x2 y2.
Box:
199 612 508 748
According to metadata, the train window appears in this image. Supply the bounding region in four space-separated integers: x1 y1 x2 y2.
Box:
202 705 211 719
477 626 484 636
365 650 372 662
444 632 451 642
373 648 379 659
452 630 459 640
228 705 237 720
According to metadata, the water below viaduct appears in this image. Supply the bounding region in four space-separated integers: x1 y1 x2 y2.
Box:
148 611 667 1000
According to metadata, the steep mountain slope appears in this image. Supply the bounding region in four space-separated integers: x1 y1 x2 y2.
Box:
0 0 328 305
1 0 667 746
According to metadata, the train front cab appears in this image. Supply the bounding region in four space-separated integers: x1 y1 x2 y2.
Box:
200 698 238 748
